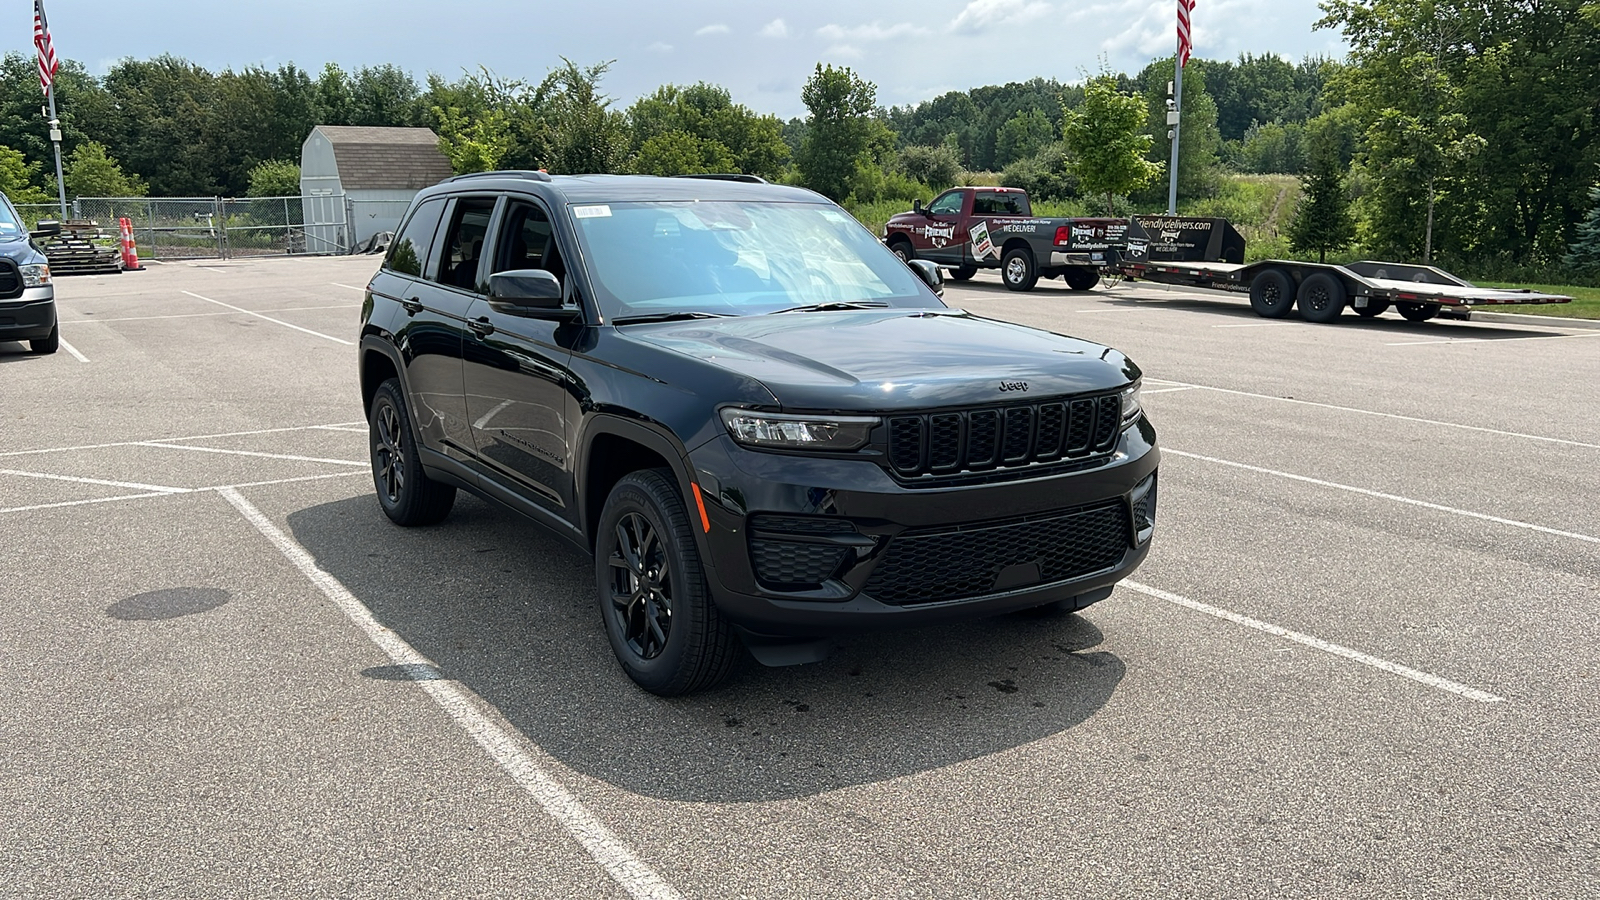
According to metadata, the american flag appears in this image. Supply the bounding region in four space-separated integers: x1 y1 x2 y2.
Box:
34 0 59 94
1177 0 1196 68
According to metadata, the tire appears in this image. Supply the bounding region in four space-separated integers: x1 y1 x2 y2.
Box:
948 265 976 282
1354 300 1390 318
889 240 914 263
1297 272 1347 323
1248 268 1296 318
369 378 456 527
1001 247 1038 292
1062 267 1101 291
1396 301 1440 322
595 469 738 696
30 324 59 355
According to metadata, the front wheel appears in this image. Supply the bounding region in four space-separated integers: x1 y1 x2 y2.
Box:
1396 301 1440 322
1001 248 1038 292
1249 268 1296 318
1062 267 1101 291
889 240 914 263
595 469 738 696
369 378 456 526
30 325 59 355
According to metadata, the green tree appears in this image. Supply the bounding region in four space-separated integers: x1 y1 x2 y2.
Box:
1139 59 1223 200
994 108 1052 167
1287 120 1355 262
245 159 301 197
63 141 146 197
1566 184 1600 271
1237 121 1305 174
0 145 50 204
542 60 627 174
897 144 961 190
626 83 788 178
1062 77 1162 214
633 130 735 176
797 64 882 201
1001 142 1079 201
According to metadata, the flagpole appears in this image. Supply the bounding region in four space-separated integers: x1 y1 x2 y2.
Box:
47 84 66 218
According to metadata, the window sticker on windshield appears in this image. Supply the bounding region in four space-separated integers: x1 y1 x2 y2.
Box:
573 205 612 219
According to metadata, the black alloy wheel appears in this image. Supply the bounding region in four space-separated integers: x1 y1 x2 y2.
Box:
1248 268 1296 318
369 378 456 526
1297 272 1347 324
607 512 674 660
594 469 737 695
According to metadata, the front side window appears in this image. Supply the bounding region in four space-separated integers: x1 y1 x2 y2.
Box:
569 201 942 320
927 191 964 216
490 201 565 281
432 198 497 292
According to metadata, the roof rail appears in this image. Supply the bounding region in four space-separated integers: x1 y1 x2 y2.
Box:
447 170 553 183
672 173 768 184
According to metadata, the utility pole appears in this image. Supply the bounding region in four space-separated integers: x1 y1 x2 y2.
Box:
1166 74 1181 216
47 90 66 219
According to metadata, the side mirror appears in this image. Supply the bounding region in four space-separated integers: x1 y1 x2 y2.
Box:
907 259 944 297
488 269 580 319
912 198 924 215
31 220 61 239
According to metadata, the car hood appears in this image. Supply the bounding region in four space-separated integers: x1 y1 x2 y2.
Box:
627 309 1139 411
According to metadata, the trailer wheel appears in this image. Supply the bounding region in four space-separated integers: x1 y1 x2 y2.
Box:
1063 267 1101 291
948 265 976 282
1248 268 1295 318
1354 300 1391 318
1396 301 1440 322
1297 272 1347 323
1001 248 1039 292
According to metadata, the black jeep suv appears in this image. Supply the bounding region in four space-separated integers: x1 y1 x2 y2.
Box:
359 172 1158 695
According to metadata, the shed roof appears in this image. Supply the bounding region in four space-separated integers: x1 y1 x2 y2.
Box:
311 126 454 191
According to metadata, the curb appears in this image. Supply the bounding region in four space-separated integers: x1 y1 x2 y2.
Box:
1472 311 1600 331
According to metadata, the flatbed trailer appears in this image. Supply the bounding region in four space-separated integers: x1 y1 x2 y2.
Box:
1116 217 1572 322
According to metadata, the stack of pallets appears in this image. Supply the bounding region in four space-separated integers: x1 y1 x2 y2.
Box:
37 220 123 275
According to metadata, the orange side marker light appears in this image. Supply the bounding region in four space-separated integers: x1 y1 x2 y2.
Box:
691 483 712 533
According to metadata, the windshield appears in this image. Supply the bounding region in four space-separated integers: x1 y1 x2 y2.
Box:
567 201 943 320
0 201 22 236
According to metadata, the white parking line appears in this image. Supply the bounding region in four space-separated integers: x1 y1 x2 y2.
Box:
313 425 369 434
1140 386 1199 395
1165 448 1599 544
61 304 360 325
0 422 366 460
1387 332 1600 347
219 488 683 900
1122 580 1506 703
181 290 354 346
57 336 89 363
0 468 189 493
0 471 365 516
1145 379 1600 451
331 282 367 292
140 442 367 467
1211 322 1282 328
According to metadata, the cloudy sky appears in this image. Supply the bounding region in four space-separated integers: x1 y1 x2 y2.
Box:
21 1 1346 118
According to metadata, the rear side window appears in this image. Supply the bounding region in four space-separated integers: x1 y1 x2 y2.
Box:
386 198 446 278
973 191 1030 216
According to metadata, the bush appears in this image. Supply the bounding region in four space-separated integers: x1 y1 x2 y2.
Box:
847 162 928 205
1001 143 1078 202
246 160 301 198
896 144 961 191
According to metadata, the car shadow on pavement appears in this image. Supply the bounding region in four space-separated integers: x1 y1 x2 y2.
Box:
0 341 43 361
287 493 1125 803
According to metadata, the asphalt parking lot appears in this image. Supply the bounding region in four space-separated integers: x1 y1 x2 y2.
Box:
2 255 1597 899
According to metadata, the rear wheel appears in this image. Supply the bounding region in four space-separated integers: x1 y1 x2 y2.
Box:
30 324 58 355
1354 299 1391 318
1001 247 1038 292
1396 301 1440 322
1248 268 1295 318
1062 267 1101 291
1297 272 1347 324
595 469 737 696
948 265 976 282
369 378 456 526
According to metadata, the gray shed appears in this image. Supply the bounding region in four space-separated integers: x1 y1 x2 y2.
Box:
300 126 454 252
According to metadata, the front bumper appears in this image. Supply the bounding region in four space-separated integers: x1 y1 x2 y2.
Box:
0 287 57 342
688 417 1159 638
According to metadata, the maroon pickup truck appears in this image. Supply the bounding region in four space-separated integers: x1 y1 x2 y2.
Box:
883 186 1138 292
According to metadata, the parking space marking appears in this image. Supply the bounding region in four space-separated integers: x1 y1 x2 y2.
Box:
57 336 89 363
1146 380 1600 451
140 442 367 467
331 282 367 292
1141 386 1199 395
219 488 684 900
180 290 354 346
1386 332 1600 347
1123 580 1506 703
0 468 189 493
0 491 174 515
1211 322 1283 328
0 423 365 460
0 471 364 516
60 304 360 325
313 425 369 434
1166 448 1600 544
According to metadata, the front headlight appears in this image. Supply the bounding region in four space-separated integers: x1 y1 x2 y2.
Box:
20 264 50 287
720 409 879 451
1120 381 1143 427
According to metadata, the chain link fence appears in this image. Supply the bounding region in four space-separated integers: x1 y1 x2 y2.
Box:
14 195 358 261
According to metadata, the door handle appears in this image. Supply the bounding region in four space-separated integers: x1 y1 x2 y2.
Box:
468 316 494 336
400 297 423 314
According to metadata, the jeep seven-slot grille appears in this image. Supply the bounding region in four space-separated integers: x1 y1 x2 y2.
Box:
863 501 1130 605
885 393 1123 478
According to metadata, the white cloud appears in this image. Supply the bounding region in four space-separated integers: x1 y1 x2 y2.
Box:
647 41 673 53
760 19 788 38
823 44 865 59
815 22 930 43
695 23 731 36
949 0 1053 33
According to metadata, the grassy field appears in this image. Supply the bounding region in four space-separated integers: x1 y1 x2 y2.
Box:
1474 282 1600 318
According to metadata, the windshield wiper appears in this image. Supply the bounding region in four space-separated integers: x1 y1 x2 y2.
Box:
611 311 735 325
769 301 891 315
